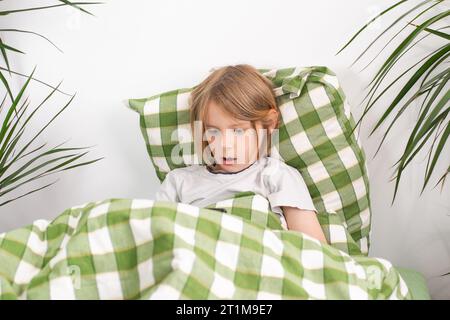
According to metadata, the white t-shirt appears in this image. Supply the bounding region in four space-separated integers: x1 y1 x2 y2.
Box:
154 156 317 229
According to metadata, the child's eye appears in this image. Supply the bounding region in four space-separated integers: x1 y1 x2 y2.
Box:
233 128 245 135
206 128 219 135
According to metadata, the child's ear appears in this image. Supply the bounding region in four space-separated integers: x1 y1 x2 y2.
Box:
267 108 279 134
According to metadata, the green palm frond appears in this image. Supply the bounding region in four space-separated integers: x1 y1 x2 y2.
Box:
0 69 103 207
337 0 450 203
0 66 72 97
0 1 104 207
0 1 102 16
0 28 63 53
0 1 102 100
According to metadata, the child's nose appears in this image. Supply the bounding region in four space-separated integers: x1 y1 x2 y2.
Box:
222 129 236 148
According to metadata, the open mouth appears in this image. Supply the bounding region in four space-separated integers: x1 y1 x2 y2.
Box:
222 156 237 165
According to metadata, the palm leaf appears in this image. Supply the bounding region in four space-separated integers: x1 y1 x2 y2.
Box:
397 81 449 171
337 1 450 201
57 0 103 16
353 11 449 117
391 88 449 203
0 66 71 96
423 119 448 188
0 38 10 75
352 24 449 128
0 72 103 206
0 41 24 55
336 0 409 55
347 0 436 68
369 46 450 156
0 70 13 101
421 118 450 192
0 0 104 207
410 23 450 40
366 10 450 91
0 67 35 146
346 37 448 140
0 29 63 53
0 179 59 207
0 2 101 16
357 1 442 72
434 165 449 191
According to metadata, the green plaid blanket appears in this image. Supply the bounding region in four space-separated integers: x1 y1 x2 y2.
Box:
0 193 411 299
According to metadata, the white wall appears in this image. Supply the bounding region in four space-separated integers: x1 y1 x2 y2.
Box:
0 0 448 298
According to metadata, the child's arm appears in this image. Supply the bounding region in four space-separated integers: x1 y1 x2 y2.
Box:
281 206 328 244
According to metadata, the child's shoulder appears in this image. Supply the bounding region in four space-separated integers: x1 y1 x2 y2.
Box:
262 156 298 176
263 156 290 169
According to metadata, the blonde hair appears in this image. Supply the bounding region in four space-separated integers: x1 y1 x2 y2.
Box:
189 64 280 164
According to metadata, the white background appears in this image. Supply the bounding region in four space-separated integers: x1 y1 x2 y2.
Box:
0 0 448 298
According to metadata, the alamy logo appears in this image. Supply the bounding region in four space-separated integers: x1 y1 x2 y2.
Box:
67 265 81 290
366 265 383 290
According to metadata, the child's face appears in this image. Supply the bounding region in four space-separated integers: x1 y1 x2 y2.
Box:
204 101 264 173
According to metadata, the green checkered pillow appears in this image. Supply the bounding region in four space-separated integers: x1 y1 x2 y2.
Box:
127 66 372 256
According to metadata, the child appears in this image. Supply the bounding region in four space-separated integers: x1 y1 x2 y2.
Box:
155 64 328 244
